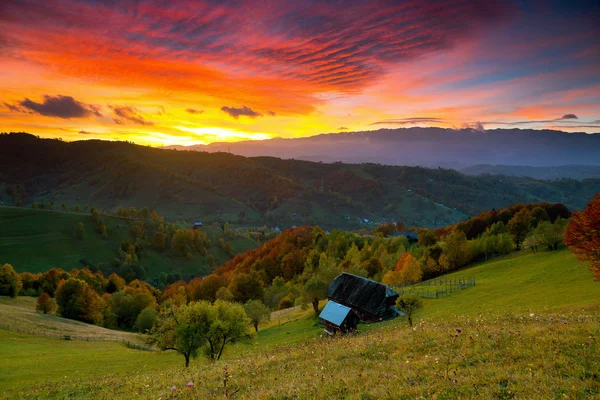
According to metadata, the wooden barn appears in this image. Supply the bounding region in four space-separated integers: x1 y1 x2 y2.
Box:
318 301 360 335
327 273 401 322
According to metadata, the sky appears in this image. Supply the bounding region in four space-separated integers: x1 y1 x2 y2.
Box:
1 0 599 146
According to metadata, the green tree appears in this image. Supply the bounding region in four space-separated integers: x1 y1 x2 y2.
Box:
508 208 532 250
205 300 251 361
148 301 215 367
536 218 568 251
0 263 22 297
303 276 328 315
244 300 271 332
215 286 234 302
396 294 423 326
134 306 158 333
75 222 86 240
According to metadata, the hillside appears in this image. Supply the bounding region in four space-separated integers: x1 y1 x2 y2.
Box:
2 133 600 229
0 206 258 280
462 164 600 180
1 249 598 399
166 127 600 171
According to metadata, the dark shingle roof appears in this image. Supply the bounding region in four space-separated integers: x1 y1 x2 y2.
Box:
327 273 397 316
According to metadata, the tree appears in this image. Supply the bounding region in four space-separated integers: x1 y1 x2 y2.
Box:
205 300 250 361
135 306 158 333
508 208 532 250
36 292 57 314
439 230 471 272
564 194 600 280
55 278 104 325
75 222 86 240
148 300 250 366
303 276 328 315
244 300 271 332
360 258 383 278
148 301 215 367
396 294 423 326
0 263 22 297
536 218 568 251
215 287 234 302
395 253 422 284
98 221 107 238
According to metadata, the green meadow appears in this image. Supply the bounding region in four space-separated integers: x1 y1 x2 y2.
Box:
0 206 258 279
1 247 599 399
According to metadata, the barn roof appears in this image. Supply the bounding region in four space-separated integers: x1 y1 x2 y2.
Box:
327 273 398 316
319 301 353 327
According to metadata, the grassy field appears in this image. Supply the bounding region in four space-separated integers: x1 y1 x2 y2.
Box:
0 297 142 343
0 206 258 279
1 248 599 399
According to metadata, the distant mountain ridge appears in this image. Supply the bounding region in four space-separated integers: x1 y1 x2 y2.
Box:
167 128 600 174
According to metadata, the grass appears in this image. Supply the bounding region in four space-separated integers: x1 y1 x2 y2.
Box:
0 297 141 343
1 248 599 399
0 206 258 279
416 248 599 319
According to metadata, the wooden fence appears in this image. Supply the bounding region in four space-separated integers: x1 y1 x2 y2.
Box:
0 323 152 351
393 277 476 299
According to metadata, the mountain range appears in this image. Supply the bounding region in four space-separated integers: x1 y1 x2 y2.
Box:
167 128 600 176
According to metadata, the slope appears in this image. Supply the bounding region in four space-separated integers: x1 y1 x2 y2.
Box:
2 133 600 229
0 248 598 399
0 206 258 280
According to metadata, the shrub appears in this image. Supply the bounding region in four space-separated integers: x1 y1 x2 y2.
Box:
36 293 57 314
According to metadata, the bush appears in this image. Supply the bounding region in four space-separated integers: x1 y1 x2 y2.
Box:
134 307 158 333
277 296 294 310
36 293 57 314
396 294 423 326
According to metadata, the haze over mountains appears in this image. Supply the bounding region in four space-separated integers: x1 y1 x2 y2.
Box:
167 128 600 177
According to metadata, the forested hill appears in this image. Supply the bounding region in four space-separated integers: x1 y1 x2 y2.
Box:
1 132 599 229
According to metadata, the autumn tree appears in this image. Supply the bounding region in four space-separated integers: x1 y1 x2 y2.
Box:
396 294 423 326
244 300 271 332
36 292 57 314
55 278 104 325
564 194 600 280
508 208 532 250
0 263 22 297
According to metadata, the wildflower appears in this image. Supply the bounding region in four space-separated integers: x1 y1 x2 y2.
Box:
455 328 462 334
187 381 194 388
170 386 176 391
529 313 535 317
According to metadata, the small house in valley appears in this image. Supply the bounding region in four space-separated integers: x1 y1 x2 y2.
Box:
326 273 401 322
319 301 359 335
193 222 203 229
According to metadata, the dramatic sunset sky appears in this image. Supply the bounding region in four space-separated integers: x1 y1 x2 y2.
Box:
1 0 599 145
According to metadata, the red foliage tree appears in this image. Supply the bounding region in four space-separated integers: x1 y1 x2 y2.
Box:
564 194 600 280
